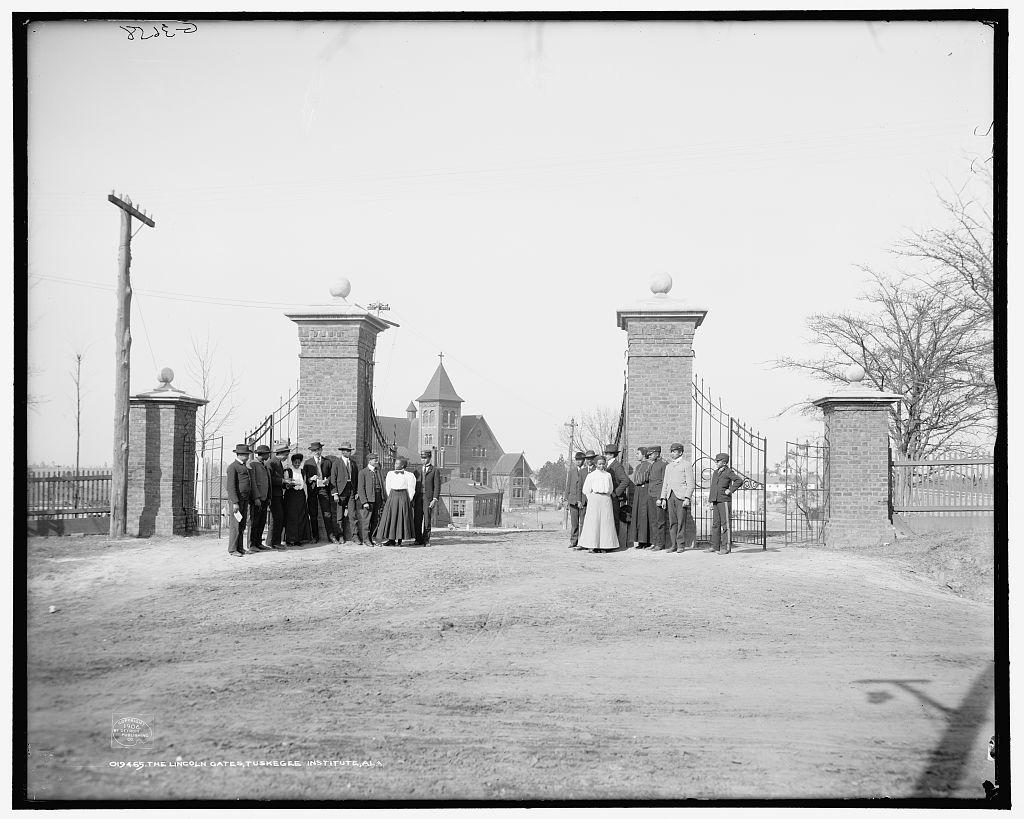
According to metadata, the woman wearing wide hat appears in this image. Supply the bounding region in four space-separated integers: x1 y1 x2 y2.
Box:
577 455 619 553
282 452 312 547
375 457 417 546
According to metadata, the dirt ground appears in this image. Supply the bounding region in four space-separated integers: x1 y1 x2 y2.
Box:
24 529 995 802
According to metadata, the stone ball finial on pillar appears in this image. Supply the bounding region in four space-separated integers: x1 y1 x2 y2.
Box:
649 273 673 295
845 363 866 383
158 367 175 386
330 278 352 300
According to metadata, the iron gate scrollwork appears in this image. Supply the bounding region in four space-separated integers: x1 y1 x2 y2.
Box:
179 433 224 536
784 439 829 545
691 377 767 549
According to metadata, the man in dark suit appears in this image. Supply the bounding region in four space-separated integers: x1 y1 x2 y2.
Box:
357 453 386 546
248 445 273 551
267 440 290 549
413 449 443 545
225 443 253 557
566 451 587 549
603 443 631 550
302 441 339 544
330 442 361 544
644 446 668 551
707 452 746 555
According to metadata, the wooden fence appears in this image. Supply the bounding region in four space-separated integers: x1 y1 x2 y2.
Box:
28 469 111 519
891 457 994 517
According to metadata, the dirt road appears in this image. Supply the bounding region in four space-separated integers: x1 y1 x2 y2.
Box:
25 531 994 801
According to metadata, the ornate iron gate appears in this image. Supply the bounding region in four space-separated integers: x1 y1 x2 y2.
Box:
243 381 300 452
180 433 224 536
784 439 829 545
691 378 767 549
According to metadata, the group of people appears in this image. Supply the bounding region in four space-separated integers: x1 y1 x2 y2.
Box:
223 440 443 558
566 442 745 555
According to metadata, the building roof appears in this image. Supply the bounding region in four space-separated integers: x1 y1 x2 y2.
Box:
375 416 417 457
406 401 417 414
417 362 464 403
493 452 531 475
441 477 502 497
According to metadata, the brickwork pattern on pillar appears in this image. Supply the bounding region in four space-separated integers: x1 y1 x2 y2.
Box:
624 318 697 462
822 404 894 547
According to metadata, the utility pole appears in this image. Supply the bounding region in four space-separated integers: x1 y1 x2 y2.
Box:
563 417 576 530
107 192 156 537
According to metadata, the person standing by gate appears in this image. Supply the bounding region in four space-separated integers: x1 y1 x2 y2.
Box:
248 445 273 551
358 453 386 546
226 443 253 557
330 442 360 544
267 441 290 549
603 443 630 550
707 452 745 555
658 442 694 553
645 446 668 551
376 457 417 546
283 452 311 546
579 455 619 553
303 441 339 544
566 451 587 549
628 446 651 548
414 449 443 545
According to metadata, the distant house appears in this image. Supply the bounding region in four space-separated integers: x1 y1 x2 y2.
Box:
491 453 535 507
435 477 503 528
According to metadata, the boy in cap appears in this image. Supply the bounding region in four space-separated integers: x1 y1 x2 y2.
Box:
247 445 273 551
226 444 253 557
414 449 443 545
658 442 694 553
707 452 745 554
267 441 291 549
331 442 361 544
565 451 588 549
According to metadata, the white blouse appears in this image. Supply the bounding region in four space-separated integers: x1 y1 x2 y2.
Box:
583 469 613 495
385 470 416 500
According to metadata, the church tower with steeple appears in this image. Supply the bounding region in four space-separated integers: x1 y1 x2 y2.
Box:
416 354 464 477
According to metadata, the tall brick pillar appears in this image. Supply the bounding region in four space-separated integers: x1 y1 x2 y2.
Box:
126 369 207 537
285 285 397 462
616 276 708 466
812 366 902 548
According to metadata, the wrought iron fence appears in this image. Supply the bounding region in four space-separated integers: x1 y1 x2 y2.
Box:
891 455 994 517
27 469 111 518
784 439 829 545
180 434 224 536
244 380 300 452
370 399 398 473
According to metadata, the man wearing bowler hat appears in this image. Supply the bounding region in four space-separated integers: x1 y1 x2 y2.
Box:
357 453 386 545
303 441 340 544
267 441 291 549
603 443 630 550
225 443 253 557
565 451 588 549
658 442 694 553
248 444 273 551
413 449 443 545
707 452 745 555
331 442 361 544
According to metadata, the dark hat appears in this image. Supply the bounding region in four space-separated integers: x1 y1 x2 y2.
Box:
337 441 353 451
420 449 433 458
603 443 619 455
636 446 649 456
255 444 271 455
233 443 250 455
367 452 380 461
669 442 685 453
648 445 662 454
583 450 597 459
309 441 323 450
272 440 291 454
715 452 730 462
573 451 586 462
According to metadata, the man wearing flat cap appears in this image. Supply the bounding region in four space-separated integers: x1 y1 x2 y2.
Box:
247 444 273 551
267 441 291 549
707 452 745 555
603 443 631 550
226 443 253 557
565 452 588 549
413 449 443 545
658 442 695 553
303 441 340 544
331 442 361 545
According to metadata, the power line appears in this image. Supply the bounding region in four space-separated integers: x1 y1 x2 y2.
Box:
133 293 160 373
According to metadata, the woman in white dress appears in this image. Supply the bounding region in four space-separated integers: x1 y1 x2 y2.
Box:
375 458 417 545
579 455 619 553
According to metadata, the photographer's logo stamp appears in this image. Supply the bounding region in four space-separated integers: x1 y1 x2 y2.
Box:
111 714 155 749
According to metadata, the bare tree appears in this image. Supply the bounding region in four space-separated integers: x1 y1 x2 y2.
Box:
556 405 620 455
70 349 85 507
184 334 240 448
777 273 992 460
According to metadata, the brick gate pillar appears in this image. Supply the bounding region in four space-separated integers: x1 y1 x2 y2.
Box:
126 368 207 537
812 365 903 548
616 276 708 466
285 283 398 461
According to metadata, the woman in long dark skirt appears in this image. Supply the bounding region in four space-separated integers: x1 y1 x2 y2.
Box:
375 457 417 546
628 446 650 548
282 453 311 546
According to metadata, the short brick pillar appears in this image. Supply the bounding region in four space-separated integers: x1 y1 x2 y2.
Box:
126 370 207 537
285 288 397 460
813 367 902 548
616 277 707 464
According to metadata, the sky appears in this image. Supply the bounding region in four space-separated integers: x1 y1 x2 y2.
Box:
25 18 995 469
